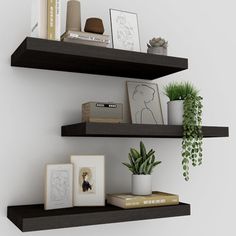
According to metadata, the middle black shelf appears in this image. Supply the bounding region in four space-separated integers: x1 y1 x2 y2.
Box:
61 123 229 138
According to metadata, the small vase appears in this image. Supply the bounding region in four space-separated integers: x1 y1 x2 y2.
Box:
147 47 167 56
168 100 184 125
132 175 152 196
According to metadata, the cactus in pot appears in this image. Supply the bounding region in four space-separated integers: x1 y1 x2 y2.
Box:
147 37 168 55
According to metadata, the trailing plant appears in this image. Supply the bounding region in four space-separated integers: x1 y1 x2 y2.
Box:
122 141 161 175
164 82 203 181
147 37 168 49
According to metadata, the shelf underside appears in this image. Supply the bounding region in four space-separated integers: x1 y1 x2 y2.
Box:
7 203 190 232
61 123 229 138
11 37 188 79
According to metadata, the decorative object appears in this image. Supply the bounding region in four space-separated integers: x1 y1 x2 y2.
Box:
107 191 179 209
84 18 104 34
44 164 73 210
110 9 140 51
61 31 110 47
66 0 81 32
70 155 105 206
164 82 203 181
147 37 168 55
122 141 161 195
82 102 123 123
127 81 164 124
47 0 61 40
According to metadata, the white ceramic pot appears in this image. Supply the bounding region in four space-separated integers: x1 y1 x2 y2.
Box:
168 100 184 125
132 175 152 196
147 47 167 56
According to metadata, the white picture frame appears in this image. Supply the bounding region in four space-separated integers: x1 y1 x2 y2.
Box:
70 155 105 206
127 81 164 125
44 164 73 210
110 9 141 52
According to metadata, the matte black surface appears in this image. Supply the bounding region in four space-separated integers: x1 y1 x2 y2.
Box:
61 123 229 138
7 203 190 232
11 37 188 79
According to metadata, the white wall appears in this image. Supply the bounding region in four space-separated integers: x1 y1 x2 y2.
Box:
0 0 235 235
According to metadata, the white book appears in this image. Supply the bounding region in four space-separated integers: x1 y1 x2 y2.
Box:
31 0 47 39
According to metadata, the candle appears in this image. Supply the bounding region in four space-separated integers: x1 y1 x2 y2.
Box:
66 0 81 32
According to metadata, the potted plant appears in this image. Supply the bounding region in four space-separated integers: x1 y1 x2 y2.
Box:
164 82 203 181
122 141 161 195
147 37 168 55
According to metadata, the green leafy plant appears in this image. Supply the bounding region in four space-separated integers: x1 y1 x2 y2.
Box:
164 82 203 181
122 141 161 175
147 37 168 49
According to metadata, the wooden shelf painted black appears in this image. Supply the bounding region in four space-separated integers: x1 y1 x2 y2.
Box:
8 203 190 232
11 37 188 79
61 123 229 138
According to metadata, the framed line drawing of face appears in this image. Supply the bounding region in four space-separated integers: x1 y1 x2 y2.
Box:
44 164 73 210
127 81 164 125
110 9 141 52
71 155 105 206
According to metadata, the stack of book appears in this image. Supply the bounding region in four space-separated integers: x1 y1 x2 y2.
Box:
61 31 111 47
31 0 60 41
107 191 179 209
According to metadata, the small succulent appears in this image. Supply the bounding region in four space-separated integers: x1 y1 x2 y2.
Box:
147 37 168 49
122 141 161 175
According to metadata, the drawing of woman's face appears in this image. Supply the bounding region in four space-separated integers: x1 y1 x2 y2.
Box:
133 84 155 103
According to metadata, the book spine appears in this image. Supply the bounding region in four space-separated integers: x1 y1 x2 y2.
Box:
47 0 60 40
107 195 179 209
31 0 47 39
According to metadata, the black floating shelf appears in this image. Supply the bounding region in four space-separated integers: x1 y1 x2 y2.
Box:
61 123 229 138
11 37 188 79
7 203 190 232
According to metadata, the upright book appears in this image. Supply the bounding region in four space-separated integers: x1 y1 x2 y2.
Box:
47 0 61 40
107 191 179 209
31 0 47 39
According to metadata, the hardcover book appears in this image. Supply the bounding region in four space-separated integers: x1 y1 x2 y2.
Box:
107 191 179 209
31 0 47 39
47 0 61 40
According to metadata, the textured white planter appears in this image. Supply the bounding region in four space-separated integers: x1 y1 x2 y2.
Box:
132 175 152 196
147 47 167 56
168 100 184 125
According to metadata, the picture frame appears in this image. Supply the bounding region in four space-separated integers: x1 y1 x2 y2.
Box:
70 155 105 206
109 9 141 52
44 164 73 210
127 81 164 125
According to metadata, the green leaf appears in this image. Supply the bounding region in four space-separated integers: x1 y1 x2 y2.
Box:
140 141 147 158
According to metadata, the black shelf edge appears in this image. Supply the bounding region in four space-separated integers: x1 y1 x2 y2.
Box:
11 37 188 80
61 123 229 138
7 203 190 232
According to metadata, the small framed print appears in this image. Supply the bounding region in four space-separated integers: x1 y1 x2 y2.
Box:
127 81 164 125
44 164 73 210
110 9 141 52
71 155 105 206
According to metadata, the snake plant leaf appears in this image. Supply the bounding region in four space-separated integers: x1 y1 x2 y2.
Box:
139 156 152 174
128 153 135 166
146 149 155 158
140 141 146 158
122 162 132 169
130 148 140 159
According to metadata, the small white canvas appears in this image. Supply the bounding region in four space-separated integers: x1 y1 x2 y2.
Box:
110 9 140 52
71 155 105 206
45 164 73 210
127 81 164 124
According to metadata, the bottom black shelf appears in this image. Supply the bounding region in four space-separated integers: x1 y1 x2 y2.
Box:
8 203 190 232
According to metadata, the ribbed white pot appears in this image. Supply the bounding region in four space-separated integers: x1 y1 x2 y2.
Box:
147 47 167 56
132 175 152 196
168 100 184 125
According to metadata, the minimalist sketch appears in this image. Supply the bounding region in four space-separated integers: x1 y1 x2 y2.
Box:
127 82 164 125
50 170 70 201
79 167 96 194
110 9 140 51
45 164 73 210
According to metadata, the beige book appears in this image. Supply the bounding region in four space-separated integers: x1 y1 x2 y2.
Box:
107 191 179 209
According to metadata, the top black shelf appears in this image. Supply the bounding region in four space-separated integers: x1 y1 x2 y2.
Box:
11 37 188 79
